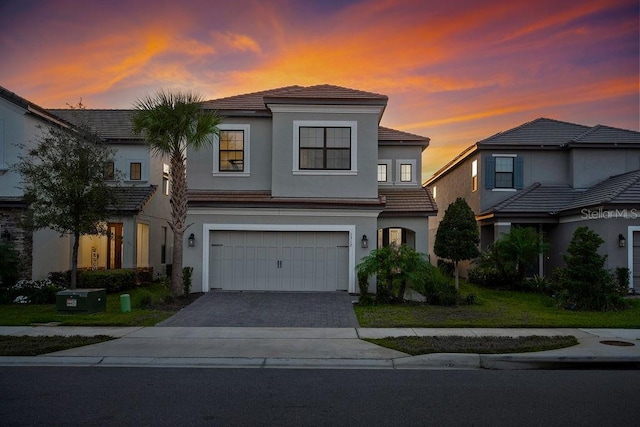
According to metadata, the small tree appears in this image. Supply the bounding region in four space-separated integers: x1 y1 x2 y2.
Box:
555 226 623 311
13 121 118 289
434 198 479 290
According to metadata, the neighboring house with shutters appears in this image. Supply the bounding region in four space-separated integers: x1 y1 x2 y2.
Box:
0 84 172 281
424 118 640 292
183 85 437 293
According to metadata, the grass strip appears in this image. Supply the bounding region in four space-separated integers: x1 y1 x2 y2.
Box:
365 335 579 355
0 335 115 356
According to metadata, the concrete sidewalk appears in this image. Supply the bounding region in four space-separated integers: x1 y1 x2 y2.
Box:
0 326 638 370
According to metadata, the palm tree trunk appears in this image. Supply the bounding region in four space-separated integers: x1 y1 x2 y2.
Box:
454 261 459 291
170 151 188 297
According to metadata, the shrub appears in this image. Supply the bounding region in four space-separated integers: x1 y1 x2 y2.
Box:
554 227 625 311
436 259 455 277
135 290 154 308
79 269 137 293
182 267 193 295
615 267 630 295
522 274 553 295
357 270 374 306
1 279 64 304
413 264 461 306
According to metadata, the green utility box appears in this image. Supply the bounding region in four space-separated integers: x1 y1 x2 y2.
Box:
56 288 107 314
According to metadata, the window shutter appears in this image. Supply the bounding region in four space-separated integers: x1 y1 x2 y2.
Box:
514 157 523 189
484 156 495 189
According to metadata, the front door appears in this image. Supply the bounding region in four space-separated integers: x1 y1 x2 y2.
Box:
107 223 123 269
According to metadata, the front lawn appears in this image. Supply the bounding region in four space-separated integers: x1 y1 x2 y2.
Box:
0 284 198 326
0 335 115 356
355 282 640 328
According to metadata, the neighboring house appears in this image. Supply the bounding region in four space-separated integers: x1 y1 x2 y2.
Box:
49 109 172 279
0 84 171 281
183 85 436 293
425 118 640 292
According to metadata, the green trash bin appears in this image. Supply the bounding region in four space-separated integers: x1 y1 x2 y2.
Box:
120 294 131 313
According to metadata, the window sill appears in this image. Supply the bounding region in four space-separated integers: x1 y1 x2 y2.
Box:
293 170 358 176
124 180 148 184
212 172 250 177
491 188 517 192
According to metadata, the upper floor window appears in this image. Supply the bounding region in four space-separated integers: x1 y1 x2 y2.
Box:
103 161 115 181
395 159 416 184
495 157 514 188
299 127 351 170
162 163 170 195
471 159 478 191
432 186 437 200
130 162 142 180
377 164 388 182
219 130 244 172
485 154 523 190
213 124 250 176
293 120 357 175
400 163 412 182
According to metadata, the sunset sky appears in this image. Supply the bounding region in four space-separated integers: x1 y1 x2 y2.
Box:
1 0 638 179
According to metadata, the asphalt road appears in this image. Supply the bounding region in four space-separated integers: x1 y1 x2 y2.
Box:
1 367 639 426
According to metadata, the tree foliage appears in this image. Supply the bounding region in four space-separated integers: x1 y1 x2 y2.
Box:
357 244 430 304
434 198 480 289
554 226 624 311
477 226 549 287
13 121 118 288
132 90 221 296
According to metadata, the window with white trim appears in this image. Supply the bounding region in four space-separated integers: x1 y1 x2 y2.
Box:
495 156 514 188
293 120 357 174
213 124 250 176
377 164 387 182
395 159 416 184
432 186 437 199
162 163 170 195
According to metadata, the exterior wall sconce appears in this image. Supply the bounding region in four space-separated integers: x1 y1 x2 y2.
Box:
361 234 368 248
619 234 626 248
188 233 195 247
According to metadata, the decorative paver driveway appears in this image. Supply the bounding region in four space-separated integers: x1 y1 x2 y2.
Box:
157 291 360 327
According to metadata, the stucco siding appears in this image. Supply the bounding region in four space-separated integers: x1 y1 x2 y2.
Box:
571 148 640 188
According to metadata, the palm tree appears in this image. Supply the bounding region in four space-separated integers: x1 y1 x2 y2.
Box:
132 90 221 296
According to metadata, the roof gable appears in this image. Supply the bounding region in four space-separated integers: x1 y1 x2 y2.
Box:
0 85 69 126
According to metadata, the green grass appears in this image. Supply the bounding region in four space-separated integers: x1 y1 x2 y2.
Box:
0 284 187 326
365 335 579 355
355 282 640 328
0 335 115 356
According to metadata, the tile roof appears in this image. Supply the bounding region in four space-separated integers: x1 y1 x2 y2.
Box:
564 170 640 210
487 183 583 215
187 190 384 209
379 188 437 216
483 170 640 217
48 109 141 142
202 84 388 112
378 126 430 147
478 118 591 147
571 125 640 145
111 185 157 212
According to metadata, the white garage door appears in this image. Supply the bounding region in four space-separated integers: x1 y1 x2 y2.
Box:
209 231 349 291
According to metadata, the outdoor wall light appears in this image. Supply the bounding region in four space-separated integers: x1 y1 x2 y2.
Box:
618 234 626 248
188 233 195 247
361 234 368 248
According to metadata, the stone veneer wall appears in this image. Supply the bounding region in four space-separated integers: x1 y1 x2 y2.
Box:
0 206 33 280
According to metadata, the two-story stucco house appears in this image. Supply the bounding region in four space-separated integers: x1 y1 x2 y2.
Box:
183 85 436 294
425 118 640 292
0 85 172 280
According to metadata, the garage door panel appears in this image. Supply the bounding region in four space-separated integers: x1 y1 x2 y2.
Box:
209 230 349 292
